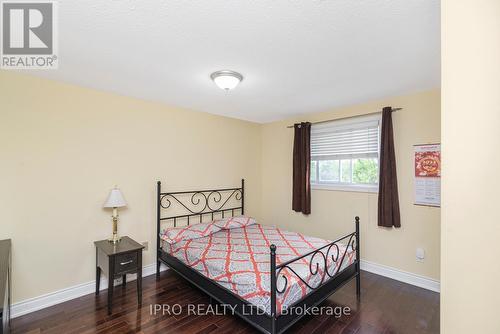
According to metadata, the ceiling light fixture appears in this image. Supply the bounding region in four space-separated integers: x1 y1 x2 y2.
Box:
210 70 243 91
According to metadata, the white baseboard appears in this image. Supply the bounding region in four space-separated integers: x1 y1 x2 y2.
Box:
12 260 439 319
360 260 440 292
11 263 169 319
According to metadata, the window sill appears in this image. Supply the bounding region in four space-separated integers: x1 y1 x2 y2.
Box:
311 183 378 194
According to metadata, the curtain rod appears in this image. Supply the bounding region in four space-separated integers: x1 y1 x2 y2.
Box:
286 107 402 128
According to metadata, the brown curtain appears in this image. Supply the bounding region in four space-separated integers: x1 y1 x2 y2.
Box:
292 122 311 215
378 107 401 228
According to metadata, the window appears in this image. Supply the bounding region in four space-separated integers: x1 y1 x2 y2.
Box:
310 114 380 192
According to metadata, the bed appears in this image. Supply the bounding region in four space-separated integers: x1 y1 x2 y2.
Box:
156 180 360 334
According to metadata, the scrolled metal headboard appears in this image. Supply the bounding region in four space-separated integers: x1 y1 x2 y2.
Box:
156 179 244 239
156 179 244 269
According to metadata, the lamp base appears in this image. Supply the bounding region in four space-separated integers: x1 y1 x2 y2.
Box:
109 215 120 243
108 236 121 244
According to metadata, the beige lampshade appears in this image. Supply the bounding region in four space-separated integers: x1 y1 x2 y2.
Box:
103 188 127 208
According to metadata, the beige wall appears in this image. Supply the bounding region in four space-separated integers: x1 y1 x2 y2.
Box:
0 71 262 303
441 1 500 333
261 90 441 280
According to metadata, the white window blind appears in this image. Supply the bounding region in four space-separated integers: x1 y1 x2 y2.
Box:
310 114 381 192
311 115 380 160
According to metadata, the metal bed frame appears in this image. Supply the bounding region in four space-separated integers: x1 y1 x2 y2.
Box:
156 179 360 334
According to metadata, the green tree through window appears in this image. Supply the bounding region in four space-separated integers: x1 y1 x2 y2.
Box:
353 158 378 184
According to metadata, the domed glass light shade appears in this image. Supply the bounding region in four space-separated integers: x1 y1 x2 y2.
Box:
210 70 243 90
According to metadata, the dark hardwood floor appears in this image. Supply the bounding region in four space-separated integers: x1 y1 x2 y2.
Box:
12 270 439 334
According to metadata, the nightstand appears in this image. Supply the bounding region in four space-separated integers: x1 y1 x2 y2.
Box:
94 236 144 315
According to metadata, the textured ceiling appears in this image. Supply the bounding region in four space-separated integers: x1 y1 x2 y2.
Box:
30 0 440 123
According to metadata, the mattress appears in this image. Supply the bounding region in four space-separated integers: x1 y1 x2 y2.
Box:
161 223 356 315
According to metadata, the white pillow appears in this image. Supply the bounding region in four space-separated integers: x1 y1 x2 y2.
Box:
160 221 221 244
212 216 257 230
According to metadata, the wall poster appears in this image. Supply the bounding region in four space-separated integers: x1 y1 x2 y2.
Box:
414 144 441 207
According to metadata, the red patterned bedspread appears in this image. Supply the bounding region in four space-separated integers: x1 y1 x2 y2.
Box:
162 223 356 315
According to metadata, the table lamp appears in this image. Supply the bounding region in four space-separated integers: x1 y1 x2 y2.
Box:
103 187 127 243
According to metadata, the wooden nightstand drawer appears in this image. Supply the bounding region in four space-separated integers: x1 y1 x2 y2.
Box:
114 252 138 275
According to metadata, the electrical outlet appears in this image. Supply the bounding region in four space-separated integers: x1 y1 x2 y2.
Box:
416 248 425 262
142 241 148 251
